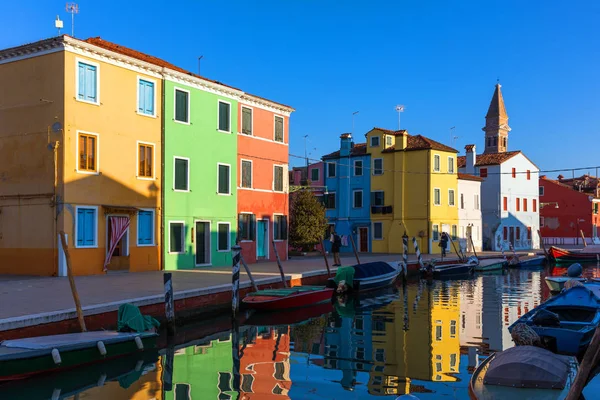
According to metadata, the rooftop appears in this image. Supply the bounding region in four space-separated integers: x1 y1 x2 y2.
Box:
381 134 458 153
458 173 484 182
322 143 368 159
457 151 522 168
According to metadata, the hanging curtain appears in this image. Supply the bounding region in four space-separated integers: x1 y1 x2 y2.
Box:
104 216 130 271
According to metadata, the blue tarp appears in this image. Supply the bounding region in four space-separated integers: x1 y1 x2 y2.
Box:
352 261 396 279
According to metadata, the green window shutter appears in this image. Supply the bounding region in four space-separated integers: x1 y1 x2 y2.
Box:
275 116 284 142
250 214 256 241
175 90 188 122
218 102 230 131
242 107 252 135
218 224 229 251
170 223 183 253
241 161 252 188
218 165 230 194
281 216 288 240
174 158 189 190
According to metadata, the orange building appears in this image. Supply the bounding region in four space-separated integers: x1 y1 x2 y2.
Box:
237 96 294 263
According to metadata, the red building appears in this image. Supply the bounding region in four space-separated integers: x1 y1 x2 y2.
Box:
539 175 600 245
237 95 294 263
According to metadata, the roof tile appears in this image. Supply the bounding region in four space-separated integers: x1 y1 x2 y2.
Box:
457 151 521 168
322 143 367 159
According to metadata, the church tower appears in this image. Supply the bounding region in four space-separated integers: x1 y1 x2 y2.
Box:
482 83 511 153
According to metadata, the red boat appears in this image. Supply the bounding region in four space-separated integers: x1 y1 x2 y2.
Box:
549 246 600 264
242 286 334 311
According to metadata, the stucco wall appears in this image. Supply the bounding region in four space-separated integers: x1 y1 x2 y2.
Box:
458 179 483 251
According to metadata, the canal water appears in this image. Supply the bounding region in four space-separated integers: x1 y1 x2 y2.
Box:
3 265 600 399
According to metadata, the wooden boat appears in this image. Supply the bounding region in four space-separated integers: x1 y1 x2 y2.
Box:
509 256 547 269
326 261 401 293
474 258 508 272
550 246 600 264
508 285 600 355
469 345 578 400
242 286 334 311
0 331 158 382
544 276 587 293
422 256 478 279
243 300 333 326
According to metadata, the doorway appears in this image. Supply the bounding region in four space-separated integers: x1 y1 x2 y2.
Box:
105 215 130 272
358 228 369 252
256 219 269 259
466 225 473 252
441 224 451 254
195 221 210 266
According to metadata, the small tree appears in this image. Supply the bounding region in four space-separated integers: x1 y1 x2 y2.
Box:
289 189 328 251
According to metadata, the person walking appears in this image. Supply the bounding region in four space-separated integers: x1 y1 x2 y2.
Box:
439 232 448 259
331 231 342 266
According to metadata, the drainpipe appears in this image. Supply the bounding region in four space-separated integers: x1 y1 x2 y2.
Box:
160 69 166 270
53 139 60 276
427 150 431 253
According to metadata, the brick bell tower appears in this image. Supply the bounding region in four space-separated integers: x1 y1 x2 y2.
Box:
483 83 511 153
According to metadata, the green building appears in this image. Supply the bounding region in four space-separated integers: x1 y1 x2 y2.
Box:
163 71 240 269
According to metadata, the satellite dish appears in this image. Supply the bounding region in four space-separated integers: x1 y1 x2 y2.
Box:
51 122 62 133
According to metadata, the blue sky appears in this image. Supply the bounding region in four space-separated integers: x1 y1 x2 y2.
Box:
2 1 599 176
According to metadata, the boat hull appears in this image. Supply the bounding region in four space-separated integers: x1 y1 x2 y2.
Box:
242 288 334 311
474 260 508 272
550 246 600 263
544 276 586 292
327 262 401 292
430 263 474 278
512 256 546 268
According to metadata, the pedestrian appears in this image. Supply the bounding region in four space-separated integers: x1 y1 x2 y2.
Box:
331 231 342 266
439 232 448 258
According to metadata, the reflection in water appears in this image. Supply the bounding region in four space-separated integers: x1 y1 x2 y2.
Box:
6 266 600 399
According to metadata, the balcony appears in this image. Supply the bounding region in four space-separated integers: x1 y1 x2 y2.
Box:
371 205 393 214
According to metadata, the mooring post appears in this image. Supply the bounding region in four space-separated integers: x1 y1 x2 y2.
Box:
231 245 242 318
272 240 288 288
566 327 600 400
349 233 361 265
412 237 424 269
59 231 87 332
240 254 258 292
163 272 175 336
402 233 409 278
469 234 479 260
538 230 550 261
580 230 588 248
320 240 332 277
231 313 241 395
163 343 174 392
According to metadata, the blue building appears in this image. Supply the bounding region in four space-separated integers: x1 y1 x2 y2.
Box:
322 133 371 253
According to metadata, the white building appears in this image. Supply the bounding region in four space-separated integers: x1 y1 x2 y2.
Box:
458 84 540 251
458 172 483 252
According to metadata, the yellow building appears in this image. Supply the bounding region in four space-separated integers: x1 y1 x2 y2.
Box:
0 36 162 275
430 284 461 382
367 128 459 254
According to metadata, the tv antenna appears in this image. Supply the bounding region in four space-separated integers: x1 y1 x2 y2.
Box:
65 2 79 37
54 15 63 35
395 105 405 130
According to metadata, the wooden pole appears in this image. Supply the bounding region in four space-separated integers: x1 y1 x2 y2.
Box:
349 233 361 265
566 326 600 400
448 235 463 262
240 254 258 292
469 234 478 260
320 240 332 277
231 313 241 394
163 272 175 336
580 230 587 248
231 245 242 318
272 240 288 288
412 237 425 269
402 234 409 278
538 230 550 261
59 231 87 332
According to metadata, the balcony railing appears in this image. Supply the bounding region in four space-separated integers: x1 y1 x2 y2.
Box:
371 205 393 214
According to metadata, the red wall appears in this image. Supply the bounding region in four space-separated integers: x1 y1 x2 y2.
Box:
539 177 599 240
237 102 289 263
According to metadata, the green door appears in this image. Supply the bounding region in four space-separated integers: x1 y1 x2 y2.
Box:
257 220 266 258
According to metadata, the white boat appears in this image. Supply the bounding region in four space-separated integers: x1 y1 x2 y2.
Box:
544 276 586 292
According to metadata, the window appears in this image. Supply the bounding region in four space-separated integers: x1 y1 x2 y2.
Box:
274 215 288 240
451 225 457 239
533 199 537 212
450 320 457 337
373 222 383 240
434 188 441 205
174 157 189 191
238 214 256 241
78 132 97 173
512 167 516 178
353 190 363 208
524 198 528 212
273 165 284 192
137 78 155 116
274 116 284 142
327 162 336 178
169 222 185 254
433 155 440 172
516 198 520 212
174 88 189 123
137 210 154 246
241 106 252 135
373 158 383 175
325 192 336 209
386 136 392 146
474 194 480 210
539 186 545 196
311 168 319 182
595 203 599 215
370 136 380 147
448 189 455 206
77 61 98 103
138 142 154 178
241 160 252 188
175 384 191 400
76 207 97 248
527 170 531 180
480 168 488 178
371 191 384 206
460 193 465 209
516 227 521 241
448 157 454 173
218 101 231 132
354 160 363 176
218 164 231 195
432 224 439 241
503 227 508 241
217 223 230 251
503 197 508 211
527 227 532 240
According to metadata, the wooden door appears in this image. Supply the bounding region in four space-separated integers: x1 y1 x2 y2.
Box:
359 228 369 252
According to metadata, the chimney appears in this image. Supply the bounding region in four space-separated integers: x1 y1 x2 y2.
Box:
340 133 352 157
465 144 476 175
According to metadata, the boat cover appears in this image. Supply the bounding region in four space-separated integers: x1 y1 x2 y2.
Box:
118 303 161 333
333 267 356 288
352 262 396 279
484 346 572 389
246 286 326 297
1 331 146 350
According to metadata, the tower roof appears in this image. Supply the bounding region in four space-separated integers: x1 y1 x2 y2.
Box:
486 83 508 119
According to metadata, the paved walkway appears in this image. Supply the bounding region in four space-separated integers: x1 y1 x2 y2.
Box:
0 251 531 331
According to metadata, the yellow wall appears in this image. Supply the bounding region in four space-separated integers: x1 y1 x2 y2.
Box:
0 52 65 275
429 150 459 255
62 51 162 275
430 285 460 381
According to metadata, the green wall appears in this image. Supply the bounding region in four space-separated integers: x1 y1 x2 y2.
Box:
163 80 238 269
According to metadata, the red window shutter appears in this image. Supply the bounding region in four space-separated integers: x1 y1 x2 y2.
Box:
527 227 532 239
512 168 516 178
503 197 508 211
533 199 537 212
516 198 520 212
480 168 488 178
503 227 508 240
524 198 528 212
527 170 531 180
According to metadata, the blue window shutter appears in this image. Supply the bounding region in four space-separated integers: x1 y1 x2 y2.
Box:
145 81 154 114
138 211 153 244
84 209 95 246
77 209 85 246
78 63 86 100
85 65 97 102
138 80 145 113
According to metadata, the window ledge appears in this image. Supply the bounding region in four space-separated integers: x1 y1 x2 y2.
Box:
173 189 190 193
137 111 158 118
168 251 186 255
137 176 155 181
195 264 212 267
75 245 99 249
137 243 156 247
76 170 100 176
217 249 231 253
173 119 190 125
75 98 100 106
217 129 232 134
217 192 232 196
240 240 254 243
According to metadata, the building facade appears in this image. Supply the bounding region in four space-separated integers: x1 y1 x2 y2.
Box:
322 134 371 253
458 172 483 252
367 127 459 255
539 175 600 245
237 96 293 264
458 84 540 251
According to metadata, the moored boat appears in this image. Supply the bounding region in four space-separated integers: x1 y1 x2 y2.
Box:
469 345 578 400
327 261 401 293
474 258 508 272
508 285 600 355
510 256 547 269
242 286 334 311
550 246 600 264
422 256 478 279
544 276 587 293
